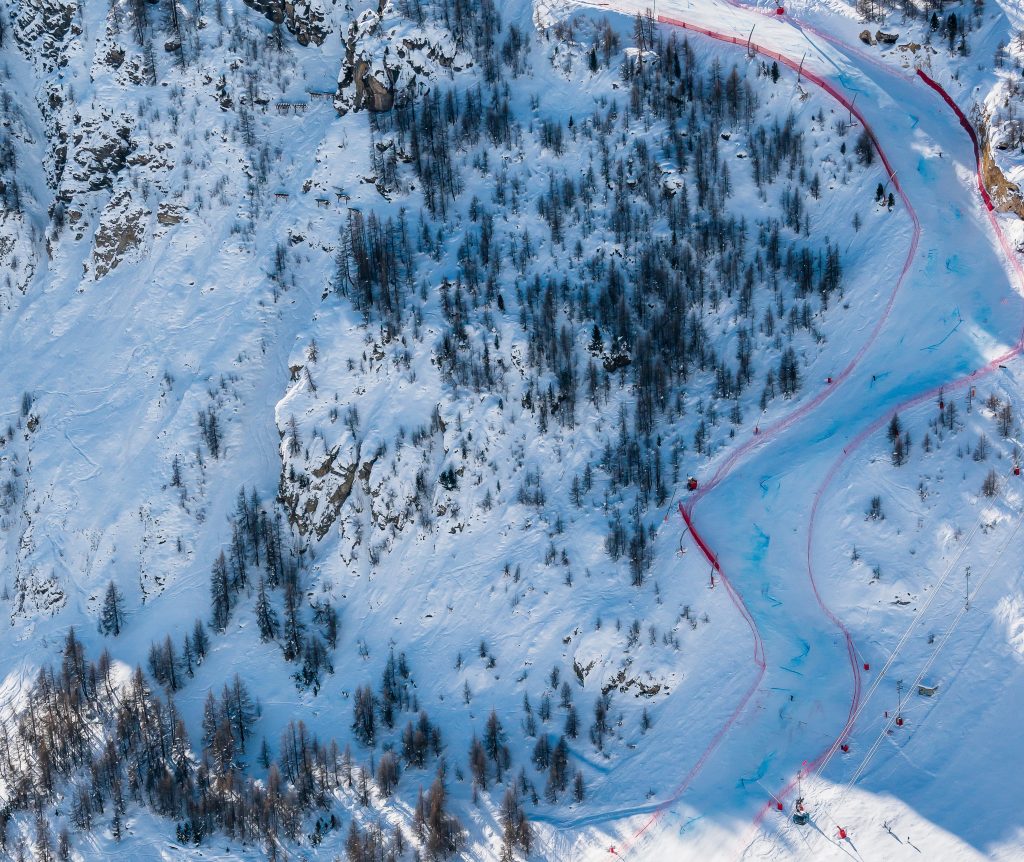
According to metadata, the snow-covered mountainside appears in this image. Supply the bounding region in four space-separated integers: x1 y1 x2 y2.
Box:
0 0 1022 860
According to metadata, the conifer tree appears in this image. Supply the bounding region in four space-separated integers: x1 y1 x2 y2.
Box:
255 578 278 642
99 581 125 636
210 551 232 632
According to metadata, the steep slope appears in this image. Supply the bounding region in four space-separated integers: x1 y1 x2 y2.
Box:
0 0 1020 860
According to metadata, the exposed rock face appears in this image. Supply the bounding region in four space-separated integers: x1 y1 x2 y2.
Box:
334 2 469 116
875 30 899 45
352 58 398 112
69 115 134 198
0 212 36 304
11 0 77 67
156 202 185 226
0 87 38 304
981 139 1024 219
7 413 67 622
280 445 361 540
11 0 79 192
91 190 146 279
241 0 329 46
601 664 664 698
973 115 1024 219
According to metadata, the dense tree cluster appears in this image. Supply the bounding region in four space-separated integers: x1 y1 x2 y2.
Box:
0 0 913 857
0 629 471 860
331 13 865 587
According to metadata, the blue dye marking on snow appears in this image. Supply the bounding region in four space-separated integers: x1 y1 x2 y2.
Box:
759 477 771 496
567 744 612 774
750 524 770 561
789 639 810 667
679 815 704 835
738 752 775 788
917 156 934 181
751 526 779 608
837 71 867 96
951 205 962 220
762 583 782 608
945 255 963 274
922 307 963 351
909 114 919 129
780 666 804 677
810 423 839 445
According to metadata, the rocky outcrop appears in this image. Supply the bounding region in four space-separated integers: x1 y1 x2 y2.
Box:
242 0 329 46
601 665 664 698
280 446 362 540
0 212 36 305
334 2 469 116
68 115 134 198
156 202 186 226
11 0 78 70
981 140 1024 219
91 190 146 279
351 58 398 112
11 0 80 192
975 115 1024 220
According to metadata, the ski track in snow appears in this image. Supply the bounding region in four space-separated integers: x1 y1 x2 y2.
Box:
560 2 1024 857
593 9 918 856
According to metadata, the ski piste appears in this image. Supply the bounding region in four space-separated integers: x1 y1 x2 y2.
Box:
559 1 1024 857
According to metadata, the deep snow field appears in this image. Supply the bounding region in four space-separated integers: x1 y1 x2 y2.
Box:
1 0 1023 860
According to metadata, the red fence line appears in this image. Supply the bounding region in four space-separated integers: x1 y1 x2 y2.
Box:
667 14 922 504
614 14 925 854
681 504 767 668
917 70 994 211
757 65 1024 838
615 18 1023 859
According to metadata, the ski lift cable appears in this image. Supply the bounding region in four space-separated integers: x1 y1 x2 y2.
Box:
835 503 1019 798
812 461 1019 780
791 470 1020 847
802 509 1019 851
812 507 986 779
822 506 1024 817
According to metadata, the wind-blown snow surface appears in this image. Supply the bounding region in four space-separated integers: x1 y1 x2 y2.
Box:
0 0 1023 859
